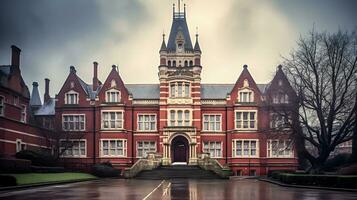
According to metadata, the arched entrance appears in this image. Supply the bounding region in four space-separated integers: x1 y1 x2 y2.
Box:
171 135 189 163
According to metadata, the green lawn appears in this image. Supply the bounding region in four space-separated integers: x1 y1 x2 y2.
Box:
2 173 97 185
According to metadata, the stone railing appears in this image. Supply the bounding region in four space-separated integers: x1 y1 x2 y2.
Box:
197 153 233 178
122 152 162 178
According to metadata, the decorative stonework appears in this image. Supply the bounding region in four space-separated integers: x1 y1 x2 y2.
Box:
167 98 193 104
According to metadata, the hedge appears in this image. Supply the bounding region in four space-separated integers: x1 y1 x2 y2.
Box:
273 173 357 189
0 158 32 173
15 150 56 167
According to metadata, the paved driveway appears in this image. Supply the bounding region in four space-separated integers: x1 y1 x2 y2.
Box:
1 179 357 200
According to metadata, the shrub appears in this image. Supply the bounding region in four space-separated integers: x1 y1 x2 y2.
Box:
0 175 17 187
91 163 121 178
323 153 351 171
15 150 56 167
0 158 31 173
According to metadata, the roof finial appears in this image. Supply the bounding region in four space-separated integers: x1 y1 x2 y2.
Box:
173 3 175 17
196 26 199 38
162 31 165 41
184 4 186 17
178 0 181 13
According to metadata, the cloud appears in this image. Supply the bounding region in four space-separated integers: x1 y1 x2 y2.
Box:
0 0 356 97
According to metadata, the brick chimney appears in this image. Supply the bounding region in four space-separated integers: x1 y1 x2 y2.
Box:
11 45 21 74
93 62 99 91
44 78 50 103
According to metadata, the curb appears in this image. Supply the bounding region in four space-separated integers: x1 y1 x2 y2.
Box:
259 178 357 193
0 178 98 192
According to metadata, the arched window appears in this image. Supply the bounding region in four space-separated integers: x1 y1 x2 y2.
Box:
173 60 176 67
65 90 79 104
106 88 121 103
189 60 193 66
168 60 171 67
184 60 188 67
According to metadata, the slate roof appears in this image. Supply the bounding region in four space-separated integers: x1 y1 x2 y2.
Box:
77 76 102 100
124 83 268 100
167 17 193 51
34 98 56 116
125 84 160 99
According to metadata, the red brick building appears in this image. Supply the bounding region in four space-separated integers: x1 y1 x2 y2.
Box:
0 46 55 157
0 4 298 176
53 5 297 175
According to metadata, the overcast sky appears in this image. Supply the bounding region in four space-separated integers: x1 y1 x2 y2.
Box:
1 0 356 99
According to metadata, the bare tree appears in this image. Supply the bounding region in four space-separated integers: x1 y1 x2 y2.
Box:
282 29 357 173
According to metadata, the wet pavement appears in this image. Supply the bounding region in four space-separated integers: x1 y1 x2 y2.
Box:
1 179 357 200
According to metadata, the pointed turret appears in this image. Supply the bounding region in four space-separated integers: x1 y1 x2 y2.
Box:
30 82 42 109
194 33 201 53
167 3 193 52
160 33 167 53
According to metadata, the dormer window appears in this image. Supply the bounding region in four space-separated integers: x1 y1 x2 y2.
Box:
238 79 254 103
65 90 79 104
106 89 121 103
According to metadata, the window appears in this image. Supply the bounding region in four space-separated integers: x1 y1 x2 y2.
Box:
101 139 127 157
169 82 190 98
20 105 26 123
270 113 290 129
62 115 85 131
267 140 293 158
203 114 221 131
137 141 156 158
60 140 86 157
203 141 222 158
169 110 191 126
102 111 124 130
13 95 19 106
65 90 79 104
239 91 253 102
138 114 156 131
232 140 259 157
235 111 257 130
0 96 4 116
16 139 26 152
273 92 289 104
106 89 121 103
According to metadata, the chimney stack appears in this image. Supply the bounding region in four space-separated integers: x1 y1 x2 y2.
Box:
11 45 21 74
93 62 99 91
44 78 50 103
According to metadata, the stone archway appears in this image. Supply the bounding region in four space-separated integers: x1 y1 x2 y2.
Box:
171 135 189 163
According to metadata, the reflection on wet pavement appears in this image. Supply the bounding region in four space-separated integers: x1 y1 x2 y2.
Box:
1 179 357 200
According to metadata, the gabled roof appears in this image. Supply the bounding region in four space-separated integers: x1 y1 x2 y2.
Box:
77 76 101 100
167 16 193 51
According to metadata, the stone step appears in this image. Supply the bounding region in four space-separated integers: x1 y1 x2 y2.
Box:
135 165 222 179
